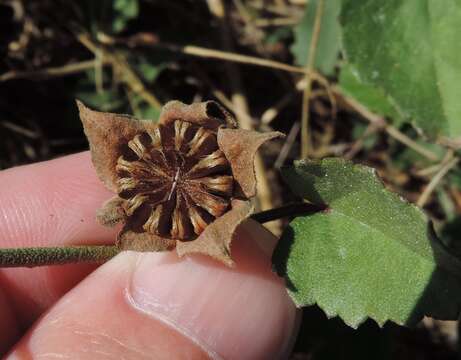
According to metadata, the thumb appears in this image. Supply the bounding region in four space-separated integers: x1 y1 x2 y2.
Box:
9 221 299 359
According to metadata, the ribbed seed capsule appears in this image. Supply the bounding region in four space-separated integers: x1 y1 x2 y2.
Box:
114 120 233 241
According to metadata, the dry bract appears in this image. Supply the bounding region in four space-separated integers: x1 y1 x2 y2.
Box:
78 99 283 266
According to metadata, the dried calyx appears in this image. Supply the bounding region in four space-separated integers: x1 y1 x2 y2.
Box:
78 100 283 266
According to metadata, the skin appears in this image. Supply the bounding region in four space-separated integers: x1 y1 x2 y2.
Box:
0 152 299 359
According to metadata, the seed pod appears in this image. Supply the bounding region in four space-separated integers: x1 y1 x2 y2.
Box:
78 100 283 266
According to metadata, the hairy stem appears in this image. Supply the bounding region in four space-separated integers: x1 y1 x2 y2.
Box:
0 246 119 268
0 203 323 268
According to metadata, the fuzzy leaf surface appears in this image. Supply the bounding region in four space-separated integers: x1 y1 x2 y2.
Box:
273 158 461 327
341 0 461 139
339 64 404 126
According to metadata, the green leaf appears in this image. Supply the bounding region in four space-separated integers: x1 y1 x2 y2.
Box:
112 0 139 33
263 27 292 46
340 0 461 139
129 53 171 83
449 167 461 190
339 64 404 126
273 158 461 328
138 105 161 120
114 0 138 18
74 70 125 112
75 90 124 112
136 61 164 83
291 0 341 75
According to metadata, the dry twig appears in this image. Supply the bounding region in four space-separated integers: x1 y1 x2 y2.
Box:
301 0 324 158
76 32 162 109
207 0 281 235
417 152 459 207
333 86 440 162
0 60 101 82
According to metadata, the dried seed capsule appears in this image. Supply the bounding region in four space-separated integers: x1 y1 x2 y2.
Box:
79 99 284 266
115 120 233 241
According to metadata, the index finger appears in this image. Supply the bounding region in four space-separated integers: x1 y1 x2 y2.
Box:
0 151 116 326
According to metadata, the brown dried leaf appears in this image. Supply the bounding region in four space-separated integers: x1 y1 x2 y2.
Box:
118 228 176 252
160 100 237 130
218 129 285 198
77 100 156 191
176 199 254 266
96 196 126 227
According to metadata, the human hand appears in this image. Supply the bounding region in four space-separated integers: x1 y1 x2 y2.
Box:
0 152 299 359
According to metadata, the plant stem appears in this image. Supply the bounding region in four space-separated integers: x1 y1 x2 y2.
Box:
251 202 325 223
417 153 459 207
301 0 324 159
0 203 324 268
0 246 119 268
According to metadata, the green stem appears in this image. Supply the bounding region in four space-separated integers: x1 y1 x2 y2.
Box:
251 202 325 223
0 246 119 268
0 203 323 268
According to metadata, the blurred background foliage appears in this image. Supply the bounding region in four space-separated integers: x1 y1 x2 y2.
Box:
1 0 461 358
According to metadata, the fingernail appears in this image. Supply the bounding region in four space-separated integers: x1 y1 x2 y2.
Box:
128 237 298 359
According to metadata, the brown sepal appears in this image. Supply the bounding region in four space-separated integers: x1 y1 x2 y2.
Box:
96 196 126 227
78 99 281 266
218 129 285 198
77 100 156 191
176 199 253 267
159 100 237 130
117 228 176 252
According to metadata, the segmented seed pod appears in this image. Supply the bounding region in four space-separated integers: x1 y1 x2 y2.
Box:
78 99 283 266
116 120 234 241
